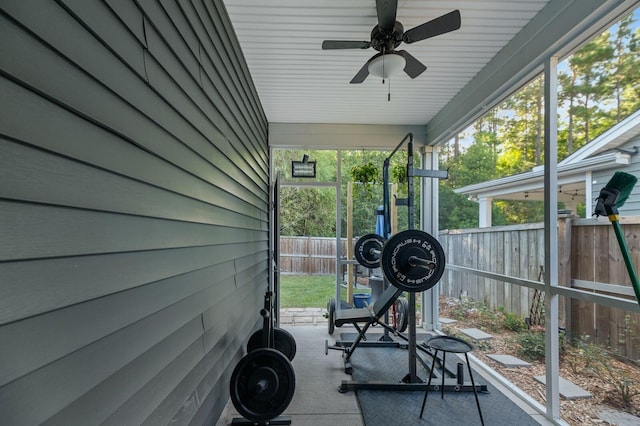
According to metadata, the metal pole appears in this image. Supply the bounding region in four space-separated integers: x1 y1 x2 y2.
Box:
383 159 391 239
407 136 415 228
382 132 421 382
406 136 419 382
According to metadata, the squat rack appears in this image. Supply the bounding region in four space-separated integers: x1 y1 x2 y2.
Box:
338 132 461 392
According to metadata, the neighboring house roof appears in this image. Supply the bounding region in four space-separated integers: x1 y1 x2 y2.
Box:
455 109 640 203
559 108 640 165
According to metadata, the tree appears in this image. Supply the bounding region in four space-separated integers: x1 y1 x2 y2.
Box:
565 31 615 146
273 149 338 237
280 186 336 236
445 130 499 187
606 14 638 122
440 129 500 229
500 76 544 171
439 185 478 229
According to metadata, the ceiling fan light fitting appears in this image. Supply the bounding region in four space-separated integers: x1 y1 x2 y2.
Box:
368 53 405 78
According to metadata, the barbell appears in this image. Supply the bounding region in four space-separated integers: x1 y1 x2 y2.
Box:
354 229 446 293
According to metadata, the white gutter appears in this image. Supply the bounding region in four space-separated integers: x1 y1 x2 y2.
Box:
455 151 630 197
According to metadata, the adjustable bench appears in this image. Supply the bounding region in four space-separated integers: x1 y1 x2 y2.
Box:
325 285 404 373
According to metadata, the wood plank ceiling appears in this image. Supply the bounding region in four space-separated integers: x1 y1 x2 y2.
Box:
222 0 550 126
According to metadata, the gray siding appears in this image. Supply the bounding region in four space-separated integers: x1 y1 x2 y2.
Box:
591 138 640 217
0 1 268 424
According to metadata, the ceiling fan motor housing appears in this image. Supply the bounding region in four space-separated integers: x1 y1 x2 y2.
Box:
370 22 404 52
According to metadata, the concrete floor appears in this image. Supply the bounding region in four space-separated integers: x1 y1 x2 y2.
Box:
216 324 556 426
216 324 363 426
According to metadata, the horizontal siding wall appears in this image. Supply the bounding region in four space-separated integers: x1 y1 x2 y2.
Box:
0 1 268 425
591 139 640 217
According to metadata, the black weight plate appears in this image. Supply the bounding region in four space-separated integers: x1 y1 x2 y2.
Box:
230 348 295 422
380 229 445 293
327 299 336 335
395 297 409 333
354 233 385 269
247 328 297 361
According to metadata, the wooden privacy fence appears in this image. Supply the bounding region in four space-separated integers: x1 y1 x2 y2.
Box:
280 217 640 359
438 215 640 360
569 217 640 360
279 236 346 275
438 222 546 317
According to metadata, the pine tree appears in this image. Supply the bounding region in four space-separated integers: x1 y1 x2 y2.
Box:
605 14 636 122
567 31 614 145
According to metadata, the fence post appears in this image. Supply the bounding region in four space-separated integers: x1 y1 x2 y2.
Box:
558 213 575 337
306 236 311 274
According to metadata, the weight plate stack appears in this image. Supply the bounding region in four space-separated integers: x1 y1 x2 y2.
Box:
247 327 297 361
230 348 296 423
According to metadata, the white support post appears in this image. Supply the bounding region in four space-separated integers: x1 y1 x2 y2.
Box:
543 56 561 422
478 197 492 228
421 146 440 331
584 171 593 218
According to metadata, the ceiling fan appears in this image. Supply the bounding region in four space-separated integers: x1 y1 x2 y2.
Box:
322 0 461 84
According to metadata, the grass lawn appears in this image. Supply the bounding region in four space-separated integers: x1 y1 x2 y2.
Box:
279 274 373 308
279 274 422 318
279 274 336 308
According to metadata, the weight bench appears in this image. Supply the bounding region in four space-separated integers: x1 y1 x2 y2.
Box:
325 285 404 373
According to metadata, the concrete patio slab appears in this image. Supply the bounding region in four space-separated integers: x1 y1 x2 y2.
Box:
459 327 494 341
598 407 640 426
487 354 532 367
534 375 592 400
439 317 458 325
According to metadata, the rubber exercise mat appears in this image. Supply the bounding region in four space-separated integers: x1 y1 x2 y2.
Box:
340 333 540 426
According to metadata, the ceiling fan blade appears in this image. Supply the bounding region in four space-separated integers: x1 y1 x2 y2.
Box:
350 58 373 84
403 10 461 44
322 40 371 50
397 50 427 79
376 0 398 33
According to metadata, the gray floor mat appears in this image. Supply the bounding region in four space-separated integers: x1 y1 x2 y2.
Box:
340 333 539 426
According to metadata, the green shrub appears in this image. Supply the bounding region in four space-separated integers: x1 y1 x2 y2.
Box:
476 304 502 333
600 360 640 407
502 311 527 332
514 328 567 362
447 299 476 321
566 334 640 407
515 331 546 361
564 335 608 374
